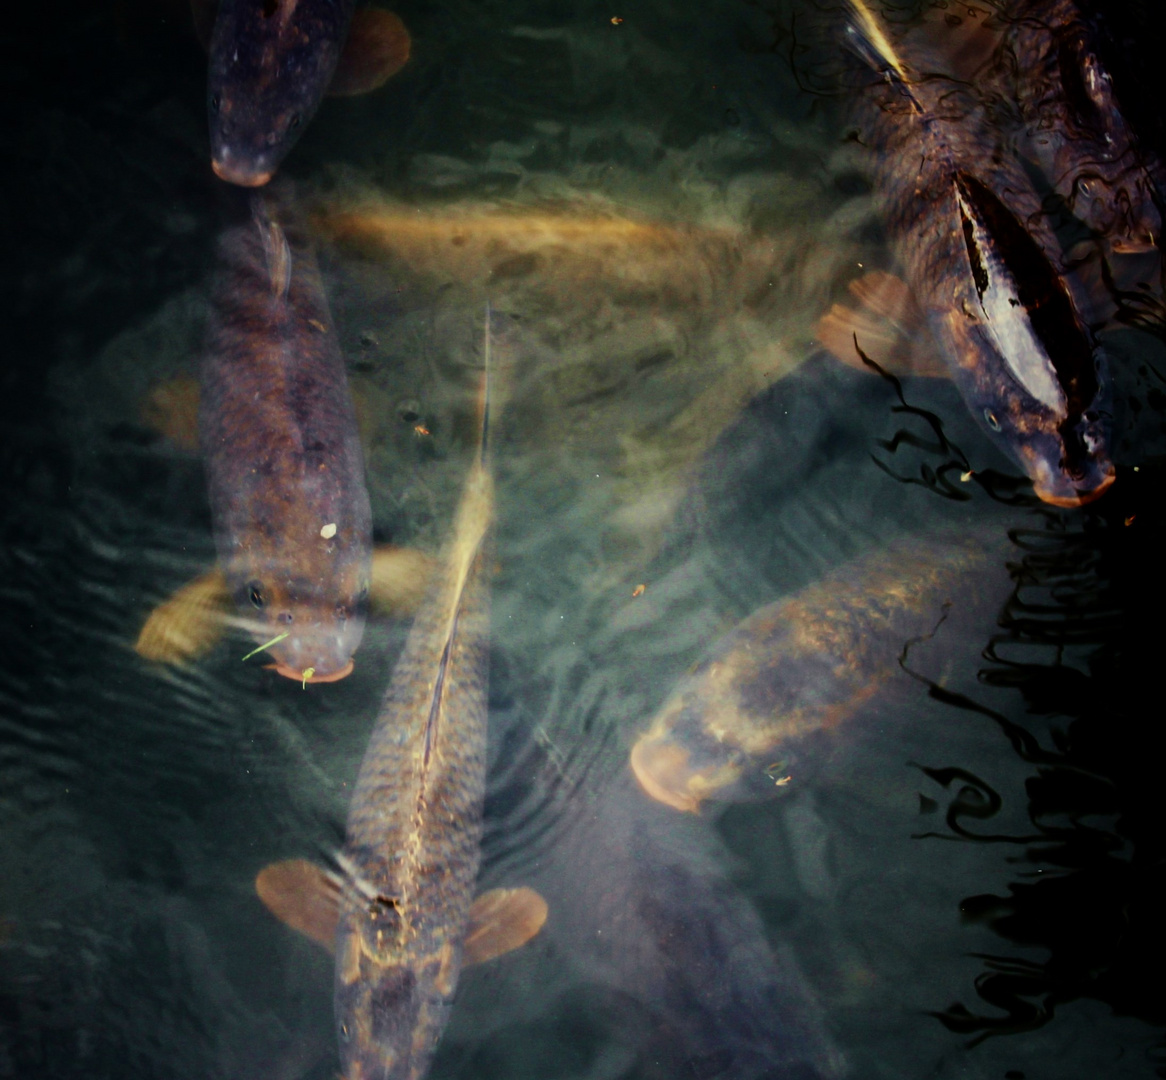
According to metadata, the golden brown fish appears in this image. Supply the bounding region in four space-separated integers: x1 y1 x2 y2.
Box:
631 534 1007 813
257 310 545 1079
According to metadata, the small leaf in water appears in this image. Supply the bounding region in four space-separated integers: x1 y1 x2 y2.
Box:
241 632 290 662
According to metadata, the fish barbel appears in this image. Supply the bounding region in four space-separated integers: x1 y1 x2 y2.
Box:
840 0 1115 508
333 310 496 1080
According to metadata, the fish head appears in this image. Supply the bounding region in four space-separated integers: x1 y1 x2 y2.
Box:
229 537 370 683
941 313 1115 508
206 0 348 186
945 172 1116 507
630 691 793 813
334 914 453 1080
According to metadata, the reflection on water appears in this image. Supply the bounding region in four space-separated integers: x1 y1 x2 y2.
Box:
3 0 1166 1078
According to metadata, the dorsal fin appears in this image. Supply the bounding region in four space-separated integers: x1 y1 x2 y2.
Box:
250 194 292 302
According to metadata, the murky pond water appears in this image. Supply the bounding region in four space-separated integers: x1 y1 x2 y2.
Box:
2 1 1166 1078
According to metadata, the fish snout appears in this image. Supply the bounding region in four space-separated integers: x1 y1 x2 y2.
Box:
262 617 366 684
1021 438 1116 508
211 154 274 188
629 715 753 813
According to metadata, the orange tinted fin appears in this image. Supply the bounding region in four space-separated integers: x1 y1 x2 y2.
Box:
370 545 437 615
255 859 341 951
189 0 217 50
135 568 230 664
328 9 411 97
140 376 201 453
462 888 548 966
816 271 948 378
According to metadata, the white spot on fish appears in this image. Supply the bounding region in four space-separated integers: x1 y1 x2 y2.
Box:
321 523 337 539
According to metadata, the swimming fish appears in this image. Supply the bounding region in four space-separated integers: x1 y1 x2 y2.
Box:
205 0 410 186
631 534 1005 814
258 311 540 1080
517 764 844 1079
1005 0 1163 287
138 189 380 684
835 0 1115 508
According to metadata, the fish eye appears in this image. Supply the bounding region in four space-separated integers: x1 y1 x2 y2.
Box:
210 94 221 114
983 408 1001 431
247 582 266 609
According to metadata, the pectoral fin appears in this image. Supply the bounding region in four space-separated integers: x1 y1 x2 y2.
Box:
816 271 948 378
135 568 230 664
328 9 411 97
463 887 548 966
255 859 341 951
371 545 437 615
256 862 546 966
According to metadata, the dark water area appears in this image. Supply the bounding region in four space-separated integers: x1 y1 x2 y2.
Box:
3 0 1166 1078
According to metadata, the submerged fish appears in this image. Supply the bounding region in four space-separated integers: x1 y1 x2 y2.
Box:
836 0 1115 508
631 534 1006 814
522 765 844 1079
1005 0 1164 288
205 0 410 186
253 311 541 1080
137 190 375 684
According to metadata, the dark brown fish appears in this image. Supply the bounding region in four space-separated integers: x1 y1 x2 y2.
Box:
206 0 410 186
1006 0 1163 271
199 189 372 684
631 534 1007 813
838 0 1115 508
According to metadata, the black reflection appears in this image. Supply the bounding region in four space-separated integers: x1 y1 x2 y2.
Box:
896 467 1166 1061
858 346 1037 505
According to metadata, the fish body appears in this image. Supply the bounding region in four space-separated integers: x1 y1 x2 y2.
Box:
842 0 1115 507
526 769 843 1079
1007 0 1164 263
631 535 1003 813
207 0 356 186
200 189 372 683
333 333 494 1080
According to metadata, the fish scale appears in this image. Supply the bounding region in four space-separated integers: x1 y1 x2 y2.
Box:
334 338 494 1080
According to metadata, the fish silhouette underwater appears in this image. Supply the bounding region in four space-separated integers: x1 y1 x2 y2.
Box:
631 533 1012 814
818 0 1118 509
193 0 411 186
257 311 549 1080
135 189 431 684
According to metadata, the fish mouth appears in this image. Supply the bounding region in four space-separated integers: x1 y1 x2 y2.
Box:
630 728 740 813
1033 466 1116 508
266 658 355 684
211 159 274 187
